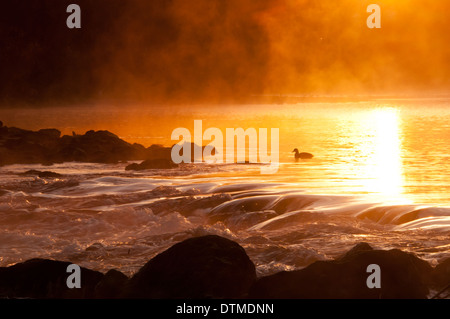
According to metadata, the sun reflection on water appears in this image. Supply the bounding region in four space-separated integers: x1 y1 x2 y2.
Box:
360 107 405 199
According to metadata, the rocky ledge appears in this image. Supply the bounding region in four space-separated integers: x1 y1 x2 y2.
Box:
0 235 448 299
0 122 212 168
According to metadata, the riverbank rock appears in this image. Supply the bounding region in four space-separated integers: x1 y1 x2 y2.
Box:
171 142 216 162
0 259 104 299
249 243 433 299
122 235 256 299
0 123 215 166
57 130 146 163
94 269 129 299
0 124 147 165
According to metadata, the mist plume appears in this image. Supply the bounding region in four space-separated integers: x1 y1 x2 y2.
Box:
1 0 450 106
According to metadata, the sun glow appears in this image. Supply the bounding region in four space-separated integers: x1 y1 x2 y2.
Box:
362 107 405 199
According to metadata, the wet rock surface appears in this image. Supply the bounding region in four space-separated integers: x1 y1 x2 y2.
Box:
0 238 447 299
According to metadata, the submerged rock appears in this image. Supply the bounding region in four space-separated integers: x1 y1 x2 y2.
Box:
122 235 256 299
249 243 433 299
22 170 63 178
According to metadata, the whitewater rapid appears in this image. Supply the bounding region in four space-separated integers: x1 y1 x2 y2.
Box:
0 162 449 276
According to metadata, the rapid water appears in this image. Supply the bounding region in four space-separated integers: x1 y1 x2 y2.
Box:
1 100 450 276
0 161 449 277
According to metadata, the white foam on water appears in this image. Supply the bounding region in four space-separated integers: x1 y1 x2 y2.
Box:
0 162 449 276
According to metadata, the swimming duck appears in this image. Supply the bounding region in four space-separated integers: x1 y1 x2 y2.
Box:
293 148 314 159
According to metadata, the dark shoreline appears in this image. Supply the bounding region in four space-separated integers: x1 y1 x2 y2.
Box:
0 121 170 166
0 235 448 299
0 122 212 168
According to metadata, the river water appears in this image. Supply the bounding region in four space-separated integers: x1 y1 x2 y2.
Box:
0 99 449 277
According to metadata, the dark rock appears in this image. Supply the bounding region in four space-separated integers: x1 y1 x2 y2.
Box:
146 144 172 160
0 125 150 165
125 158 178 171
338 242 374 261
0 259 104 299
122 235 256 299
38 128 61 139
58 130 145 163
249 244 433 299
94 269 129 299
38 171 62 178
124 163 141 171
22 170 63 178
85 242 105 252
0 124 217 166
432 258 450 289
171 142 216 162
0 120 3 127
21 169 41 176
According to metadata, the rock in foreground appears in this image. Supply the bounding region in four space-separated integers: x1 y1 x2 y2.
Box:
0 238 444 299
432 257 450 296
249 243 433 299
122 235 256 299
0 259 104 299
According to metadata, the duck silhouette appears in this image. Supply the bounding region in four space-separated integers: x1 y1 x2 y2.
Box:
292 148 314 159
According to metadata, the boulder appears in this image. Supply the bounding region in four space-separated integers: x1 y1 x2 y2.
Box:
94 269 129 299
38 128 61 139
58 130 145 163
338 242 374 260
146 144 172 160
171 142 216 162
0 123 216 166
122 235 256 299
432 258 450 290
0 124 153 165
0 259 104 299
22 170 63 178
38 171 62 178
249 243 433 299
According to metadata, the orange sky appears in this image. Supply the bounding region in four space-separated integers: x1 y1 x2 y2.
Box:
1 0 450 105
